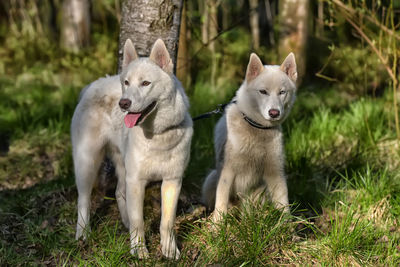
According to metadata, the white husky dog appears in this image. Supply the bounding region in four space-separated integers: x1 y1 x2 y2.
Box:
71 39 193 259
201 52 297 221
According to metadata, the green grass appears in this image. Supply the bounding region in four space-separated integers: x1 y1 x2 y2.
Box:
1 37 400 266
183 200 294 265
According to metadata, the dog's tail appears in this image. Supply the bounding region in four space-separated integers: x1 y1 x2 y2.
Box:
201 169 220 211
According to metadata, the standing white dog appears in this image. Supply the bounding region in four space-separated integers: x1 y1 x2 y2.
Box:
71 39 193 259
201 52 297 221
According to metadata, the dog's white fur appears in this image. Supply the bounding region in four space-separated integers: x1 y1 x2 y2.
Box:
71 39 193 259
201 53 297 221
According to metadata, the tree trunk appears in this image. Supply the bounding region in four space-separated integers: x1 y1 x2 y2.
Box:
316 0 324 38
60 0 90 52
200 0 209 45
200 0 219 50
221 1 229 30
207 0 218 52
118 0 183 72
207 0 219 91
278 0 309 84
176 0 189 88
264 0 275 46
249 0 260 50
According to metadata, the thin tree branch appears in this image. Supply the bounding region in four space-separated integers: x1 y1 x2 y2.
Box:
344 15 397 84
331 0 400 41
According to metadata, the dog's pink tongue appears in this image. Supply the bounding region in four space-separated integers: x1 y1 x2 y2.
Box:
124 113 141 128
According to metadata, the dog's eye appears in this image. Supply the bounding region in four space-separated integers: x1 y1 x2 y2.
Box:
141 81 151 86
279 90 287 95
124 80 130 86
259 90 268 95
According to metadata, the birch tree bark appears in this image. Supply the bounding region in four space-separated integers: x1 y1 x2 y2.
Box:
118 0 183 72
60 0 90 52
279 0 309 83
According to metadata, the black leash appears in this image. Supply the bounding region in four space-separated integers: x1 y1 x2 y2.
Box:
192 101 234 121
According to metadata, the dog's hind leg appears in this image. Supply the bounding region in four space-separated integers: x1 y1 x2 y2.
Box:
110 149 129 229
201 169 220 211
74 140 104 240
126 177 149 258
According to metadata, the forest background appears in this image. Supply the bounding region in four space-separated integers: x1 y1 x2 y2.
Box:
0 0 400 265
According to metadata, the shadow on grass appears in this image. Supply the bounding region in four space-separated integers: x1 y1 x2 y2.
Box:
0 176 78 265
1 79 397 264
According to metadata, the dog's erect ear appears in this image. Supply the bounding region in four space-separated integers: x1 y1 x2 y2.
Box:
149 39 173 74
122 39 138 69
246 53 264 83
280 53 297 82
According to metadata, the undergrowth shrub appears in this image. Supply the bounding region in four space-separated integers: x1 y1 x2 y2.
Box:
321 45 388 96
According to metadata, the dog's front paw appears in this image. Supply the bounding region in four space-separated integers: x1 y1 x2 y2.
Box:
75 226 90 241
211 210 223 223
161 240 180 260
130 244 149 259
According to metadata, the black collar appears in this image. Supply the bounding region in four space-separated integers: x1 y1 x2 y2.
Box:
241 114 276 130
231 100 276 130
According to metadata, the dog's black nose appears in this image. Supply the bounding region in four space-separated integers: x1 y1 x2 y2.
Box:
268 109 280 118
119 98 131 110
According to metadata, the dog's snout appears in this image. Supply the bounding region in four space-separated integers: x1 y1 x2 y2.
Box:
268 109 280 118
119 98 132 110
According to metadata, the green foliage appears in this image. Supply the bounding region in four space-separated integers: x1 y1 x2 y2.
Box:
322 0 400 112
187 27 279 98
320 44 388 95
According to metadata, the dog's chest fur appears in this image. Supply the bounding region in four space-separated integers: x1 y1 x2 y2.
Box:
224 104 283 192
126 114 193 182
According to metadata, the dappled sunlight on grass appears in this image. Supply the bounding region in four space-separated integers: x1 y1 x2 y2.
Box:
1 60 400 265
1 12 399 265
0 129 71 190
